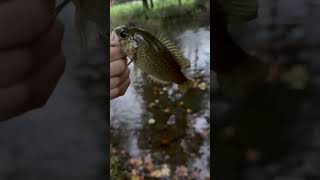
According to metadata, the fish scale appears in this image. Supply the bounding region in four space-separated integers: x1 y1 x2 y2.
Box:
138 47 182 82
141 47 175 73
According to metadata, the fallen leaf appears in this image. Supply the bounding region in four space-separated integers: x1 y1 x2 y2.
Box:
175 166 188 177
131 175 141 180
148 118 156 124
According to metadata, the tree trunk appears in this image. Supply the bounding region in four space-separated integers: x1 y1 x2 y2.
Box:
149 0 154 8
142 0 149 9
178 0 182 6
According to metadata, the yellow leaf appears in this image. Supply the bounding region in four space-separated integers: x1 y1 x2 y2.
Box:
131 175 141 180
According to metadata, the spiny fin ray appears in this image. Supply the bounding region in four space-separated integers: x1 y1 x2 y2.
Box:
158 36 191 69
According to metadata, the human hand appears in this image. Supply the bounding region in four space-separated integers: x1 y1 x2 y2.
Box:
110 47 130 100
0 0 65 121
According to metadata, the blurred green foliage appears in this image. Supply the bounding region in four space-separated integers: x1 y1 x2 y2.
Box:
111 0 209 24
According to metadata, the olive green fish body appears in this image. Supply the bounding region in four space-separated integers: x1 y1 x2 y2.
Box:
135 42 189 84
113 25 193 91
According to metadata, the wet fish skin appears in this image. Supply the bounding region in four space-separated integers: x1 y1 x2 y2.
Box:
112 25 193 91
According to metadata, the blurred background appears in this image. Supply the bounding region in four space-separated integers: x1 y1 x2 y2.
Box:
0 1 107 179
110 0 210 179
213 0 320 179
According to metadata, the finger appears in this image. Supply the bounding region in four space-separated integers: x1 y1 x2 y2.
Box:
110 47 126 62
27 50 66 108
0 81 30 121
30 20 65 68
0 0 56 48
0 48 33 88
110 78 130 100
0 50 65 121
110 58 127 77
0 20 64 88
110 68 130 89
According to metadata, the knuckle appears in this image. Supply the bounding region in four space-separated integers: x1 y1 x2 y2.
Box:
120 60 127 71
116 77 122 85
33 97 49 109
29 92 49 109
119 91 125 96
112 77 121 87
117 64 126 75
19 84 32 106
113 87 121 97
18 83 46 110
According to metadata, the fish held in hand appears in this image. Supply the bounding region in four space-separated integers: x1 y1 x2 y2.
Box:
111 25 194 92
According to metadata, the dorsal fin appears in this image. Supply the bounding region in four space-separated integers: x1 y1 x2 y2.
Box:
158 36 191 69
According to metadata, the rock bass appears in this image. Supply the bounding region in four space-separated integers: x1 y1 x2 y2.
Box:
111 25 194 92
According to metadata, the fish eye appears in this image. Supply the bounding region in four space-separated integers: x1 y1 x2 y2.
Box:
119 30 127 38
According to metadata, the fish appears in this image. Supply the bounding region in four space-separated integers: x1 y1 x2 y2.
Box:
111 25 194 92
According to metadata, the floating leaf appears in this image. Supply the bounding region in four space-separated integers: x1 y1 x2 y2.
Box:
198 82 208 90
163 108 171 113
150 170 163 178
175 166 188 177
143 155 155 172
131 175 141 180
167 115 176 125
148 118 156 124
150 165 170 178
129 157 143 167
160 164 171 177
148 102 155 108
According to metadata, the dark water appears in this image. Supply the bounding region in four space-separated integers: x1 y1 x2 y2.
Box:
110 18 210 177
213 0 320 179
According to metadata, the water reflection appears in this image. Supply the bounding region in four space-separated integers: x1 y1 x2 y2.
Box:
111 25 210 177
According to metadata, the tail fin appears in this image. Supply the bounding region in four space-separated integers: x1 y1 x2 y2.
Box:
178 80 194 93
